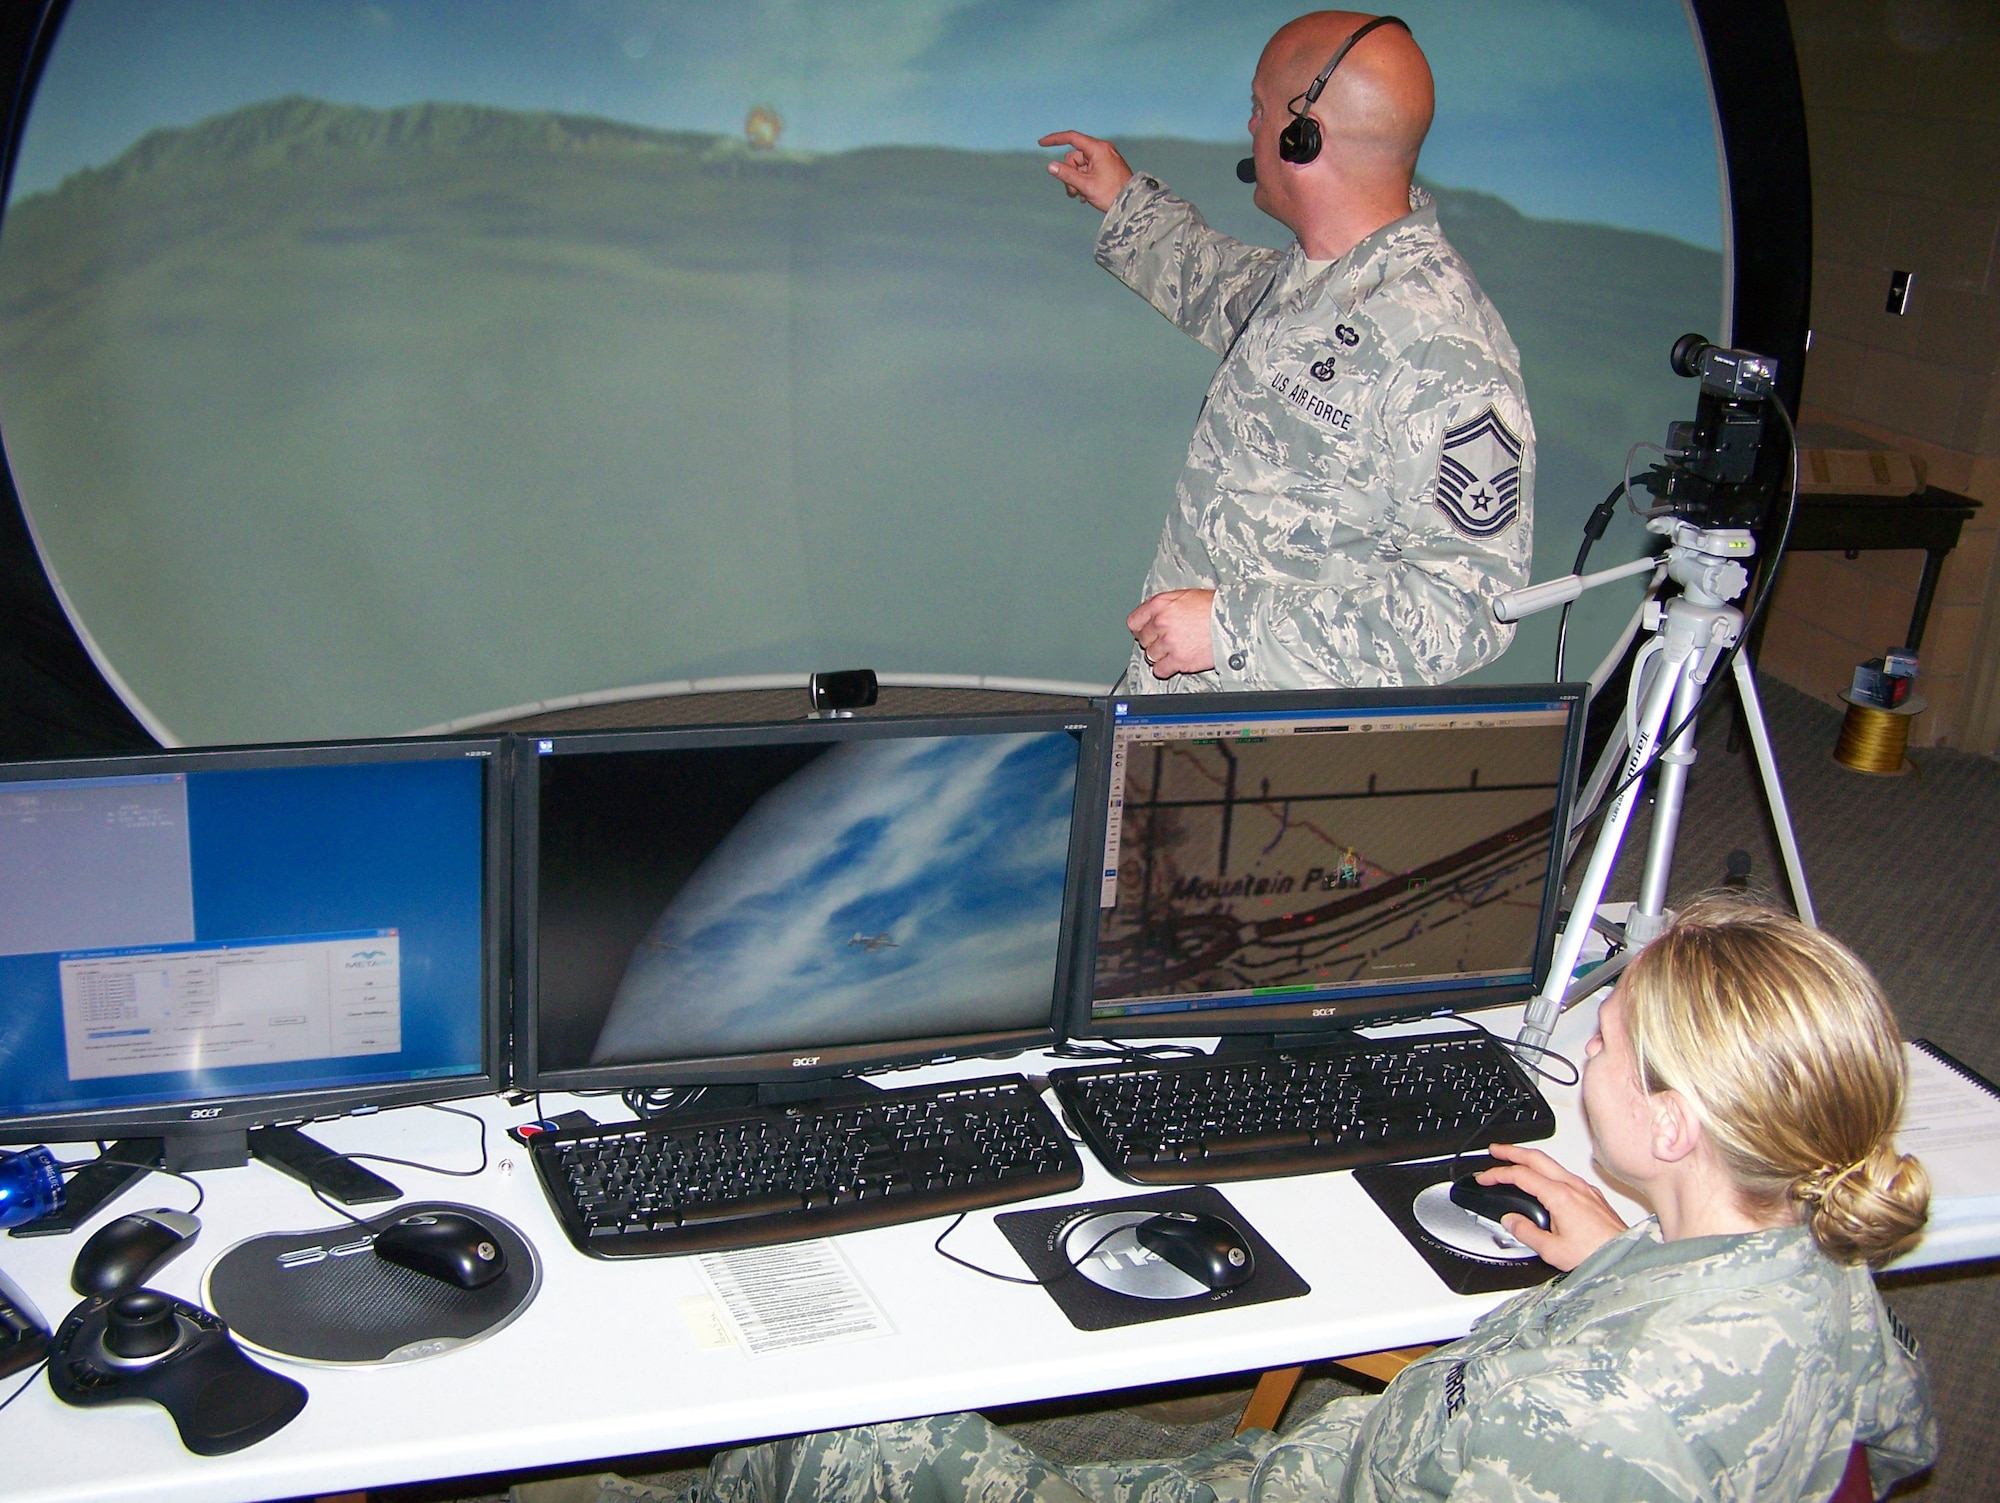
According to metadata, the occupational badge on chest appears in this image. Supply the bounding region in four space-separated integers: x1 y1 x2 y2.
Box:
1434 407 1523 539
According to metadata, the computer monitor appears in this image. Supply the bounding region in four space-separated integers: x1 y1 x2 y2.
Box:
1066 685 1587 1041
511 708 1104 1096
0 737 507 1219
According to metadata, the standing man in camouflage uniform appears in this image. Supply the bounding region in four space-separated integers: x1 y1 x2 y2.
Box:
1040 12 1533 692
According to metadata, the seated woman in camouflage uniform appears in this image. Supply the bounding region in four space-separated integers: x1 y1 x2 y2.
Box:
694 901 1937 1503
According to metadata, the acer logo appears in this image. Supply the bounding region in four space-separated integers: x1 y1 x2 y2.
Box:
791 1056 821 1067
1312 1008 1338 1017
188 1107 223 1118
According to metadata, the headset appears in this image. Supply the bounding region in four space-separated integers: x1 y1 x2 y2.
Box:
1277 14 1411 166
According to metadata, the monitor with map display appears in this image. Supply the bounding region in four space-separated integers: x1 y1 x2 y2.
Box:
1067 685 1586 1039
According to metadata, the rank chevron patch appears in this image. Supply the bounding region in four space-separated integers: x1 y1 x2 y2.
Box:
1435 406 1523 539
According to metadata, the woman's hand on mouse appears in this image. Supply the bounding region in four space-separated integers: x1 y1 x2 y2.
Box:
1481 1143 1629 1271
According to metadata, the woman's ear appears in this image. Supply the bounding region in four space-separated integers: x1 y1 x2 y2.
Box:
1649 1088 1705 1166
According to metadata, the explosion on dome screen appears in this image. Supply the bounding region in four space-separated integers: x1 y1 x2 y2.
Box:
744 104 782 149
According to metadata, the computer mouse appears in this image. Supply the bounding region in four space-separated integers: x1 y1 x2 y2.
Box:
371 1210 507 1290
1449 1174 1552 1233
70 1208 201 1296
1134 1210 1255 1292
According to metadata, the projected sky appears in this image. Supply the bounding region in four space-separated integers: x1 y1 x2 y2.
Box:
18 0 1722 247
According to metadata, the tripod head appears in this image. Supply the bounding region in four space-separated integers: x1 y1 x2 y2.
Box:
1652 516 1755 608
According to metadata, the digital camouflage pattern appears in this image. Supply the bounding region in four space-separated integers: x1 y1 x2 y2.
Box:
1096 175 1534 693
689 1223 1934 1503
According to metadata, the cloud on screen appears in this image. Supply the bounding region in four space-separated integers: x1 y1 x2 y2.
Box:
589 729 1078 1062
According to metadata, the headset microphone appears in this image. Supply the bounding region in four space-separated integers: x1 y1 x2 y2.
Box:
1265 15 1410 174
1236 158 1257 184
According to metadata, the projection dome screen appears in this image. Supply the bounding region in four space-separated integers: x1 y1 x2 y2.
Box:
0 1 1726 745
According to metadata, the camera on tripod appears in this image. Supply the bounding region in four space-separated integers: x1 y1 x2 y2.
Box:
1640 333 1781 530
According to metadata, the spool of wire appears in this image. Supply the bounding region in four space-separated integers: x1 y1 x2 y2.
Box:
1834 691 1924 777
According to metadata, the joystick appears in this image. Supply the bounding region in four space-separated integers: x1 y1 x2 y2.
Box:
48 1289 307 1455
104 1290 181 1360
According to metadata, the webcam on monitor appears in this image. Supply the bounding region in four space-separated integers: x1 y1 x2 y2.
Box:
808 668 879 719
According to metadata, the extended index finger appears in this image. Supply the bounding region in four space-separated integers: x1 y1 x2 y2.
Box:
1037 130 1098 151
1484 1141 1588 1188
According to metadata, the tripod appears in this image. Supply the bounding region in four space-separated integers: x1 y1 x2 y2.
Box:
1507 517 1816 1054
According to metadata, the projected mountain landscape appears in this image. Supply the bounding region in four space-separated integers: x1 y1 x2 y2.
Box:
0 99 1721 743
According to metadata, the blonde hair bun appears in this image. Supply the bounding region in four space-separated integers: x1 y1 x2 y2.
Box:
1800 1144 1930 1267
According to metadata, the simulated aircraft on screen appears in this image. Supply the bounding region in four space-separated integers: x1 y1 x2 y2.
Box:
848 933 898 952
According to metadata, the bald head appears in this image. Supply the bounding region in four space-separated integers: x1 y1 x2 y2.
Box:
1262 11 1434 174
1245 12 1434 256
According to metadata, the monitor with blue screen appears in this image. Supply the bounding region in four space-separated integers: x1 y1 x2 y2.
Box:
0 737 506 1222
1067 685 1587 1041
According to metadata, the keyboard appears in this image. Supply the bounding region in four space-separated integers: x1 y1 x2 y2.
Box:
529 1072 1083 1258
1049 1030 1554 1184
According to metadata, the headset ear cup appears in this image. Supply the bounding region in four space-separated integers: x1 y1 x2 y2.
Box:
1278 115 1321 166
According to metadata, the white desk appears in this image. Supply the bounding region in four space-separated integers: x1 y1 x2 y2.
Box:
4 996 1994 1503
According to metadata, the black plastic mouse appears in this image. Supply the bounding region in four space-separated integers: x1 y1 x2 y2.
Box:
372 1210 506 1290
1134 1210 1255 1292
1449 1174 1552 1233
71 1208 201 1296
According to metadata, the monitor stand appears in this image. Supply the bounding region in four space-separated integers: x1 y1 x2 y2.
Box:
618 1076 884 1127
6 1125 400 1237
246 1126 401 1205
1212 1031 1367 1057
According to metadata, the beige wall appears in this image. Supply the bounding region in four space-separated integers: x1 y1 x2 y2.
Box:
1758 0 2000 750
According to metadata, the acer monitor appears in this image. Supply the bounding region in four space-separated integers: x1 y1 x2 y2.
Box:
0 736 507 1226
511 708 1102 1099
1066 684 1587 1043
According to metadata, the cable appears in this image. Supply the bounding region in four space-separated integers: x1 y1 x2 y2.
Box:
932 1211 1138 1287
1623 441 1670 518
305 1102 490 1227
1443 1014 1579 1089
0 1360 45 1416
623 1086 709 1119
1554 483 1628 681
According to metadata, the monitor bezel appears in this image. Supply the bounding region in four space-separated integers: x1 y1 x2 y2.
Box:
509 707 1107 1093
0 734 510 1148
1062 683 1588 1042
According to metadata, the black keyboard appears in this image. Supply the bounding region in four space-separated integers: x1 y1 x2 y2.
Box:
1049 1031 1554 1184
530 1073 1083 1258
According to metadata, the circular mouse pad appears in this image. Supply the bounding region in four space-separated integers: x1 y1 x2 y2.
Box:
204 1201 540 1366
1410 1182 1540 1263
1061 1211 1210 1300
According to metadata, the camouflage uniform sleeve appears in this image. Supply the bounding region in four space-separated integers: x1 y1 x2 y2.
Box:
1094 175 1286 356
1205 327 1532 688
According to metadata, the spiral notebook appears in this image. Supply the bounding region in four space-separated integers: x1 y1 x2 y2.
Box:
1899 1040 2000 1201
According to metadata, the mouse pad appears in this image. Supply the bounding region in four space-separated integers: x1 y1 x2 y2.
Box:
205 1201 540 1365
996 1186 1307 1332
1352 1157 1557 1296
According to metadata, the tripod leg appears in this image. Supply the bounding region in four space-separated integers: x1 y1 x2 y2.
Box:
1628 660 1707 945
1730 654 1817 926
1520 641 1687 1053
1565 716 1628 868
